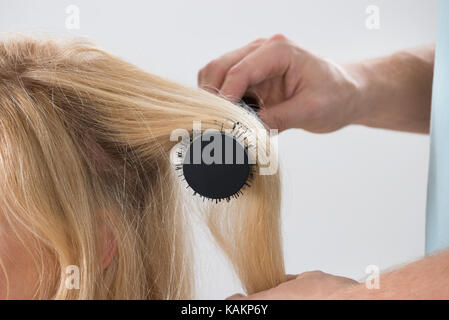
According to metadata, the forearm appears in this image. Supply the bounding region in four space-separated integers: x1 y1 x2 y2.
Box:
347 45 435 133
336 249 449 299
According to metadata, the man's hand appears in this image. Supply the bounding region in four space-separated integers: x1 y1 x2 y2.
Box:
227 250 449 300
227 271 358 300
199 35 434 133
198 34 362 133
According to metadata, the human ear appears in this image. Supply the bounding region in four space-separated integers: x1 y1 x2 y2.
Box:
97 212 118 270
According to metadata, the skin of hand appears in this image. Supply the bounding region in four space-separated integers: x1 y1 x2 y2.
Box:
198 34 365 133
227 271 359 300
227 249 449 299
198 34 434 134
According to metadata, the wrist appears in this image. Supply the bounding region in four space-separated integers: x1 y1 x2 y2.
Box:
342 62 375 127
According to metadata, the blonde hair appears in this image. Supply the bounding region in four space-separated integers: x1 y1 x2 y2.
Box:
0 36 284 299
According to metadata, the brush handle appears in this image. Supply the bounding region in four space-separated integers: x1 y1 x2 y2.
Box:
241 96 260 112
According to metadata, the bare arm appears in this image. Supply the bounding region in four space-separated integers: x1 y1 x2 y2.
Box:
349 45 435 133
336 249 449 299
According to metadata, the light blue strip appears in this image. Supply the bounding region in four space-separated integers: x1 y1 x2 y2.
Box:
425 0 449 254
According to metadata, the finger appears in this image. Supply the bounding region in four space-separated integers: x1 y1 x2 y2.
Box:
243 289 285 300
227 289 277 300
226 290 278 300
259 99 302 131
220 41 291 101
285 274 299 281
226 293 246 300
198 38 266 93
295 270 326 278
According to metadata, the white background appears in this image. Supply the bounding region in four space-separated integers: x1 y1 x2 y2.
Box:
0 0 438 298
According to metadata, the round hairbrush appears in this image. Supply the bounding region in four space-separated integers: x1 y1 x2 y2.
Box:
177 96 260 202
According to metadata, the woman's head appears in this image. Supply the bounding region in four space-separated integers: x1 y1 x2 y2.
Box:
0 36 284 299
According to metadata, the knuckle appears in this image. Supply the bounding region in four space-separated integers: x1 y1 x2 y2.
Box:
302 270 324 277
205 59 225 74
269 33 288 43
226 64 242 78
251 37 266 45
266 36 294 59
312 270 324 274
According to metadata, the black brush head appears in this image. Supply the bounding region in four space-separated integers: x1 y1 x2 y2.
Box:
182 131 250 201
241 95 260 112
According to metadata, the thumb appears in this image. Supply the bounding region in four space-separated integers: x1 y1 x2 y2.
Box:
285 274 299 281
259 99 304 132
